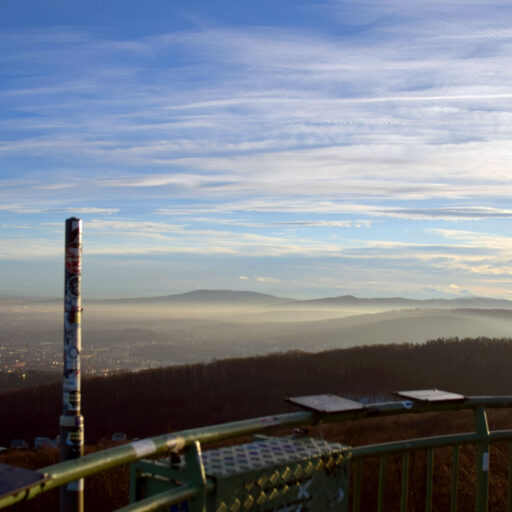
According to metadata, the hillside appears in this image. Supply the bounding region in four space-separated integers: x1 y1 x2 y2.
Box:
2 337 512 446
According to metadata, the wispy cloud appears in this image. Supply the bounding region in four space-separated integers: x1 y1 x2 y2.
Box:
1 224 30 229
0 206 119 215
156 201 512 220
429 229 512 250
370 207 512 221
0 238 62 259
3 1 512 297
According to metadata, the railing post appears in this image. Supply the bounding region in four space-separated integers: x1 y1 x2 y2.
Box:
401 452 409 512
352 459 362 512
377 455 386 512
507 444 512 512
450 445 459 512
184 441 207 512
425 449 434 512
59 217 84 512
474 405 490 512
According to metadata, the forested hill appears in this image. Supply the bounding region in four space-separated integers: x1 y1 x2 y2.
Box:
1 337 512 445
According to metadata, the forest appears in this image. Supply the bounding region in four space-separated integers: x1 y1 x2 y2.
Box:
2 337 512 511
2 336 512 444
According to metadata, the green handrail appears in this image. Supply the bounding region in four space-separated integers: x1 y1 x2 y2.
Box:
2 395 512 511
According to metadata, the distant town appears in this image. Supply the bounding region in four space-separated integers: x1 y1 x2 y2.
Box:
0 339 146 377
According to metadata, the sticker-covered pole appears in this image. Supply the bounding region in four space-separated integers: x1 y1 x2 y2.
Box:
59 217 84 512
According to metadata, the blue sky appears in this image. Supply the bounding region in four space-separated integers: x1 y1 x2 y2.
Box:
2 0 512 299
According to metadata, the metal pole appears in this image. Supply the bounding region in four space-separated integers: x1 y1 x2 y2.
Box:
59 217 84 512
474 405 489 512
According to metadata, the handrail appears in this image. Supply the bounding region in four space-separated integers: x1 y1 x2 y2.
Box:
2 395 512 510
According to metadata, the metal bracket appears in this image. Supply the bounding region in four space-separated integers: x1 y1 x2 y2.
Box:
184 441 207 512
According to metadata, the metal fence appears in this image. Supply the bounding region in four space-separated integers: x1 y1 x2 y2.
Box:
1 392 512 511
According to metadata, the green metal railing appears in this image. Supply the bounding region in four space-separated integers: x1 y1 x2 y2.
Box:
2 395 512 511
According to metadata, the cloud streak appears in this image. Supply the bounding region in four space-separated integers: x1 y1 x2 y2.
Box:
2 1 512 298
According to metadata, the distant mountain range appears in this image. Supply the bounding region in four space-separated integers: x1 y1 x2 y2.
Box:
109 289 291 305
91 290 512 309
296 294 512 309
9 290 512 311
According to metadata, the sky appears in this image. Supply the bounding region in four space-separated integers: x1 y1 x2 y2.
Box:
2 0 512 299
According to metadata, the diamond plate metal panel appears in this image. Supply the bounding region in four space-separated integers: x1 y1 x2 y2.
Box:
130 437 351 512
205 437 350 512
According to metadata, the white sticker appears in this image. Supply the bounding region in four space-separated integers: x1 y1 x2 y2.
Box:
67 479 84 491
482 452 489 471
338 489 345 502
131 439 157 458
260 416 281 428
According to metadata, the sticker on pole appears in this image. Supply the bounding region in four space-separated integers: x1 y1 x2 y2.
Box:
259 416 281 428
482 452 489 471
131 439 157 458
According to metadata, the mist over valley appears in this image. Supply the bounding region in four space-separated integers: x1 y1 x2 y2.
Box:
2 290 512 376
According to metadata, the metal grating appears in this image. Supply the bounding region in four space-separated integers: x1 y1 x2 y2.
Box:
205 437 350 512
202 437 345 478
130 436 351 511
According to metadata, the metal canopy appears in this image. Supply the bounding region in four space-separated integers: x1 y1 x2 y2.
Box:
396 389 466 403
0 463 47 500
286 394 365 413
